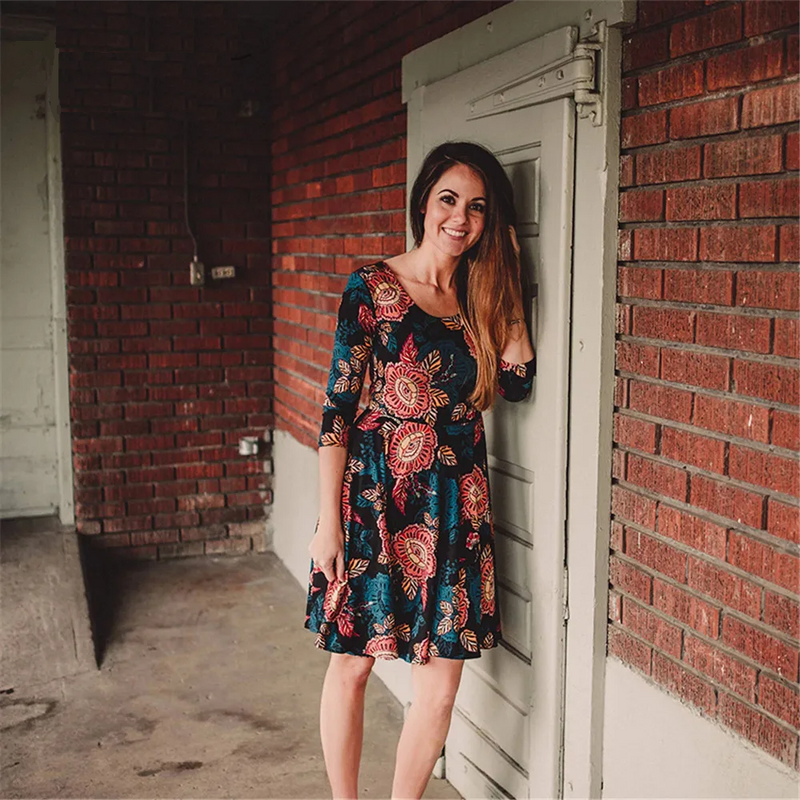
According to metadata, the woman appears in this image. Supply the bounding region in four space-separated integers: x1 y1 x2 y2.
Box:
305 141 535 799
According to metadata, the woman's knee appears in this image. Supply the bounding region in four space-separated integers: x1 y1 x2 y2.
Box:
328 652 375 689
412 660 463 717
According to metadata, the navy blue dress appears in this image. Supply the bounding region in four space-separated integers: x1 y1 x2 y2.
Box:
305 261 534 664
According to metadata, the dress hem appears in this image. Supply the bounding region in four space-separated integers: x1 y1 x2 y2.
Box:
304 620 502 664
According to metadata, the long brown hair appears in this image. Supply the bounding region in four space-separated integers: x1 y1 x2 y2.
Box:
410 141 523 411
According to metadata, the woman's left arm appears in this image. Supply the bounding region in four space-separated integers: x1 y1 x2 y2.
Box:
498 321 536 402
498 226 536 401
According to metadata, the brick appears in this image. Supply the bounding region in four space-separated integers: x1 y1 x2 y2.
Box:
772 410 800 450
701 225 777 263
767 499 800 543
652 651 717 716
620 154 635 187
695 311 771 354
690 474 765 528
670 97 739 140
621 77 637 111
722 615 799 680
733 359 799 405
612 485 658 529
730 446 800 498
684 635 757 701
610 555 653 603
704 135 783 177
664 268 734 305
608 626 653 674
718 692 797 768
619 229 632 261
764 590 800 640
638 62 704 107
628 454 689 501
626 527 687 583
623 27 670 71
654 578 720 638
666 184 736 221
758 675 800 730
617 302 631 335
614 413 658 453
632 306 695 343
634 228 698 261
609 589 622 622
775 317 800 358
618 266 663 299
728 530 800 592
739 179 800 219
661 426 726 473
621 110 668 149
622 597 683 657
628 379 693 423
742 82 800 129
737 270 800 312
670 5 742 58
637 1 705 29
694 393 770 443
636 145 702 185
780 223 799 262
707 39 784 90
616 340 660 377
787 131 799 170
661 348 730 391
204 537 251 555
744 1 800 36
687 556 762 619
620 189 664 222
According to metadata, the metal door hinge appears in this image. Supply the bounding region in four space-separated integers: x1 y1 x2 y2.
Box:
466 21 605 126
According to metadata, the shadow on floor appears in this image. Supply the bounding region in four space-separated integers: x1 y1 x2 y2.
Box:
78 541 126 667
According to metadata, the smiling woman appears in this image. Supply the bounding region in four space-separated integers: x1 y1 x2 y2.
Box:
305 141 536 799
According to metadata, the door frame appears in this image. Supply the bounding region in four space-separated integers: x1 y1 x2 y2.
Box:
402 2 632 797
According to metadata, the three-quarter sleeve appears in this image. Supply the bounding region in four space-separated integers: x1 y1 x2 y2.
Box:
318 270 376 448
497 354 535 402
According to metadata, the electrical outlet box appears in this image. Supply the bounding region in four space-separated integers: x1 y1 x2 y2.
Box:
189 259 205 286
210 265 236 280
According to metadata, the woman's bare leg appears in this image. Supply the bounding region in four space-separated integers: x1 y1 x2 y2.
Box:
391 656 465 799
320 652 375 799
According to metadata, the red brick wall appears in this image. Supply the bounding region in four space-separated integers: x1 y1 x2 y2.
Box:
268 0 507 447
611 0 800 769
58 1 273 558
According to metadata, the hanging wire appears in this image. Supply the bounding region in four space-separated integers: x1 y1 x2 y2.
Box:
183 116 198 261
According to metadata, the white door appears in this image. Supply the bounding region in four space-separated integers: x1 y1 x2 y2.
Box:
0 37 61 517
416 26 578 799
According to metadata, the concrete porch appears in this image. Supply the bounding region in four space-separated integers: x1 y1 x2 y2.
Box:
0 546 460 799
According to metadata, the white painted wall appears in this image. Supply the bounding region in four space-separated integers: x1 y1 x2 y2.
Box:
1 36 61 517
602 658 799 799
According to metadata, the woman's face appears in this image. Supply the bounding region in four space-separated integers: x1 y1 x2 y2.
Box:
421 163 487 258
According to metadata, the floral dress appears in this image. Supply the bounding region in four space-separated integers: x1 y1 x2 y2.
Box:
305 261 535 664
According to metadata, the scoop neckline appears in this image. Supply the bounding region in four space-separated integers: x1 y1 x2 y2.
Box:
376 260 462 322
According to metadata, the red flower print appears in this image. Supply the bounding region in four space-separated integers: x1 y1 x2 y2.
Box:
392 523 437 582
459 467 489 523
480 546 496 616
387 422 436 476
323 579 351 622
383 360 433 418
365 634 398 659
453 569 469 631
363 272 413 321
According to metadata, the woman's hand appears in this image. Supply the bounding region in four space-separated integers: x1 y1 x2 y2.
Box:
309 516 346 583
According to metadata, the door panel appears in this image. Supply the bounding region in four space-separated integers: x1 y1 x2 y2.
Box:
419 25 576 799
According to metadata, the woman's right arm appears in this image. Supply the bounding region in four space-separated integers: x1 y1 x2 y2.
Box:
309 270 376 583
311 446 348 582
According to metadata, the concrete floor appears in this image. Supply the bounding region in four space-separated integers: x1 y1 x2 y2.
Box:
0 550 460 799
